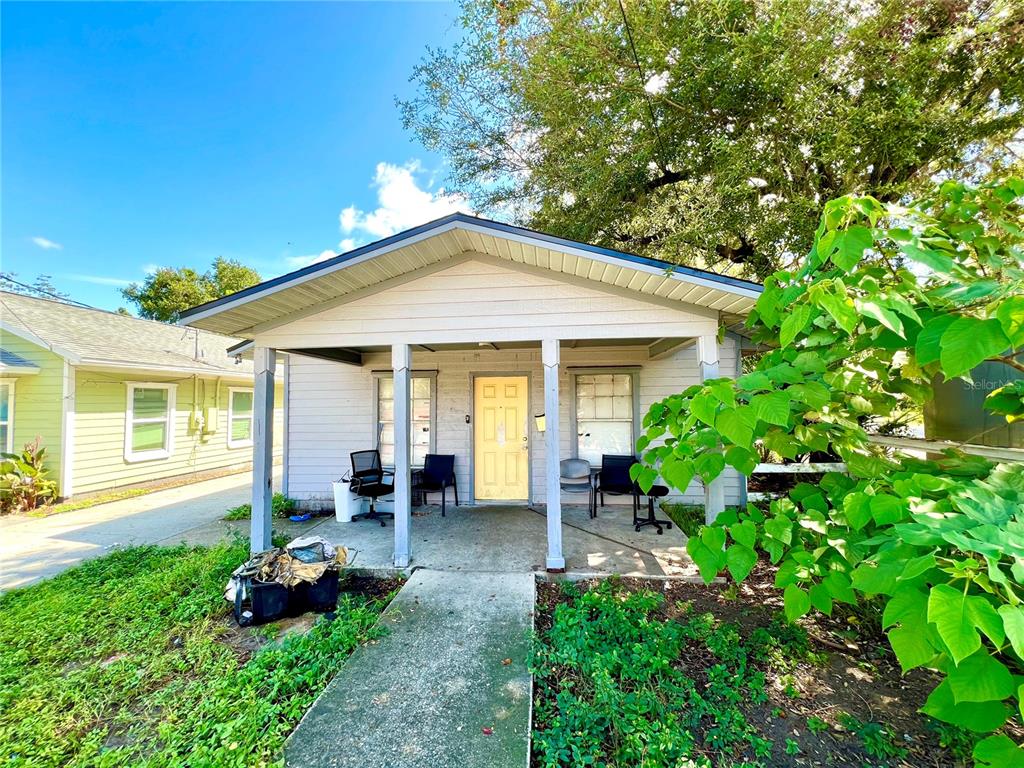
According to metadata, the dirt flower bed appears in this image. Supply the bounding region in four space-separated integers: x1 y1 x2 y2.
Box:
0 542 400 767
531 569 986 767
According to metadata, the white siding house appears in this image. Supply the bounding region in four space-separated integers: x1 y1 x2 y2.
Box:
181 213 761 571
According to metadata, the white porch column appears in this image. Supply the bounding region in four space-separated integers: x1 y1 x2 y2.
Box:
697 333 726 524
542 338 565 572
392 343 412 568
251 346 276 554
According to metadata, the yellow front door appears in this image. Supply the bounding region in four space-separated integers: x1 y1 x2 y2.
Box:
474 376 529 500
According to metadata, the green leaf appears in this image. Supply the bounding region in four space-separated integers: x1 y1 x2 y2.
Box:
809 582 833 615
727 520 755 549
999 605 1024 659
997 296 1024 348
922 679 1008 733
816 290 859 334
821 571 856 604
826 225 873 271
694 452 726 483
974 735 1024 768
870 494 905 525
724 446 758 475
900 241 955 274
916 315 956 366
842 492 873 531
947 652 1014 704
690 392 718 427
856 299 904 337
888 625 936 673
939 317 1011 379
779 305 811 347
763 515 792 545
749 390 791 427
725 545 757 582
716 407 754 449
851 561 901 596
687 537 724 583
662 457 696 494
927 584 1003 665
783 584 811 623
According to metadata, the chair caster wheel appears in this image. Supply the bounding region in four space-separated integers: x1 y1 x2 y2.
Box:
379 520 385 527
657 529 663 535
634 525 641 532
666 522 673 529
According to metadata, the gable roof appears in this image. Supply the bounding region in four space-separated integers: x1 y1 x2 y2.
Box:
0 291 252 376
179 212 763 337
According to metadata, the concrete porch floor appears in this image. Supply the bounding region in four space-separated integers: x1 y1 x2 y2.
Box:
308 502 699 578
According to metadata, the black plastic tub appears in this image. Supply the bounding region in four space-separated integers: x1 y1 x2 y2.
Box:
296 570 340 613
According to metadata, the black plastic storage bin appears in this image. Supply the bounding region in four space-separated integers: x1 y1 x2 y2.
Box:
234 579 292 626
296 570 340 613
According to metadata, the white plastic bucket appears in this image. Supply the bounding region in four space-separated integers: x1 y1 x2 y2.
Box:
332 481 365 522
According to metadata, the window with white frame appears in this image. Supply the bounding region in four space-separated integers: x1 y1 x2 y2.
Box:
125 383 175 462
0 381 13 453
575 373 635 465
227 388 254 448
376 374 433 467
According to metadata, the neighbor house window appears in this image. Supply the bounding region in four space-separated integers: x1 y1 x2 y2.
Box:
0 381 13 453
575 373 636 465
125 383 175 462
227 388 254 448
376 374 434 467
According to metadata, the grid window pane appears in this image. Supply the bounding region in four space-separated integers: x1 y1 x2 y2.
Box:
0 425 7 452
133 388 168 419
377 376 432 466
132 422 167 452
575 373 634 465
231 390 253 415
231 418 252 442
0 384 9 422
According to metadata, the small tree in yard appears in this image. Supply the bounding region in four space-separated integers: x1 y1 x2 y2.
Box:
637 177 1024 764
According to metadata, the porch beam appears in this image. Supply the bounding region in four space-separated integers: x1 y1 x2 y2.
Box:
648 337 693 361
251 346 276 553
290 347 363 367
697 333 726 524
392 343 412 568
542 338 565 572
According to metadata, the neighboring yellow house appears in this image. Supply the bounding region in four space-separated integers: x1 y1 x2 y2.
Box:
0 291 284 499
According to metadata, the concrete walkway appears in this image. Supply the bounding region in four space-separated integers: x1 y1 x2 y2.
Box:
0 471 279 590
286 569 533 768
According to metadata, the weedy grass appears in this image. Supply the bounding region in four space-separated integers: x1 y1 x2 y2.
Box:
0 541 393 767
223 492 297 521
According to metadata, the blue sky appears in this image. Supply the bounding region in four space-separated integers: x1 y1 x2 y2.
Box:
2 1 465 311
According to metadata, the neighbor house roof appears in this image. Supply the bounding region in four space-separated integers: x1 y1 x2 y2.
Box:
0 291 252 376
179 212 763 337
0 347 40 375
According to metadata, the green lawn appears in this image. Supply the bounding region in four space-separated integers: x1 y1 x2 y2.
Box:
0 541 394 767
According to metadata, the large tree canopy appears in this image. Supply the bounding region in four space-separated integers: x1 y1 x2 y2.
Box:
121 257 260 323
402 0 1024 278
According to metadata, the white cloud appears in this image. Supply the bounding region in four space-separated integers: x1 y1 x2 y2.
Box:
31 236 63 250
142 263 161 275
61 273 132 287
277 160 466 276
338 160 466 244
285 249 337 269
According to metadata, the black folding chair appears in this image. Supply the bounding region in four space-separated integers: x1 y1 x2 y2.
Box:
595 454 641 518
350 450 395 526
412 453 459 517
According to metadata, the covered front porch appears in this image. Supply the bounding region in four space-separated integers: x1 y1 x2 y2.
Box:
302 502 699 578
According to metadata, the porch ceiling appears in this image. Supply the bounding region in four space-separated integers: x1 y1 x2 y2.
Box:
180 214 762 338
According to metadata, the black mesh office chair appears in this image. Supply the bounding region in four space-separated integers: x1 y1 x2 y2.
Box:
350 450 395 526
595 454 640 518
413 453 458 516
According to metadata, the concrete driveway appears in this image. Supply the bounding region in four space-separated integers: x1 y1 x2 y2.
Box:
0 471 278 591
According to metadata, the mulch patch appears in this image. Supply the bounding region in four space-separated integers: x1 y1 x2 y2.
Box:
534 565 992 767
